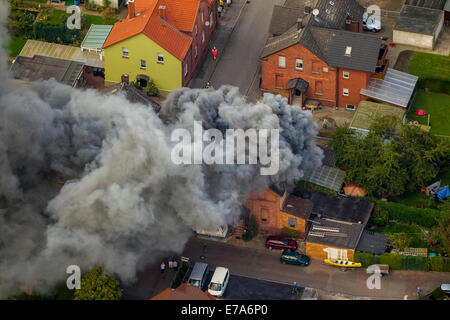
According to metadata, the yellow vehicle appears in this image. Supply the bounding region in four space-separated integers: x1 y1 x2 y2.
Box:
324 259 362 268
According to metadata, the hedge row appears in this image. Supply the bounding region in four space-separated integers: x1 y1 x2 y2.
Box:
33 22 80 44
354 251 450 272
366 198 443 228
281 227 301 239
171 261 188 289
417 79 450 95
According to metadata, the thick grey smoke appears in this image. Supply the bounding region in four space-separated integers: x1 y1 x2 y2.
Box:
0 1 322 297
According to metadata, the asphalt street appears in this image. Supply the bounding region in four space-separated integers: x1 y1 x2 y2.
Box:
209 0 285 94
199 270 303 300
182 237 450 299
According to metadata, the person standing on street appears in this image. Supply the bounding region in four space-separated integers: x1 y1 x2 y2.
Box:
168 257 173 269
218 5 223 18
417 287 422 298
292 281 298 294
173 259 178 271
160 261 166 274
212 47 218 60
227 0 231 7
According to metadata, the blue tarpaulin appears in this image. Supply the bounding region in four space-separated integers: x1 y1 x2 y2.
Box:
437 186 450 201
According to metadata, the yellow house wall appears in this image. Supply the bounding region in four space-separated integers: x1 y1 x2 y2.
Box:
280 211 306 238
104 33 182 95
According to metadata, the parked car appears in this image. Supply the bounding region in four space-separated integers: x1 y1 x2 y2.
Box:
362 15 381 32
208 267 230 297
280 249 310 266
188 262 210 290
266 235 298 250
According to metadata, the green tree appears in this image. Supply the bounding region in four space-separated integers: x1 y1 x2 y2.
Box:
145 79 159 97
242 216 258 242
389 233 412 251
73 266 123 300
331 117 444 197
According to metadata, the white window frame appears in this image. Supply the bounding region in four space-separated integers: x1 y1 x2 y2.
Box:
157 53 164 63
345 46 352 56
278 56 286 68
346 104 355 110
201 11 204 24
140 59 146 69
195 45 198 57
209 12 213 26
288 217 297 228
343 88 349 96
122 47 129 58
195 24 198 36
322 67 328 72
202 30 205 44
295 59 303 70
184 63 188 76
343 71 350 79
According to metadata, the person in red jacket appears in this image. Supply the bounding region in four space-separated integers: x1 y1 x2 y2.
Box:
212 47 218 60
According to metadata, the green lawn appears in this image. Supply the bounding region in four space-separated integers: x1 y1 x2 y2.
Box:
48 9 68 24
27 0 49 3
7 36 27 57
407 90 450 136
391 191 437 209
373 222 427 248
408 51 450 83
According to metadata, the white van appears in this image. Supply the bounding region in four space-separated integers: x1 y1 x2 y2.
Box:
207 267 230 297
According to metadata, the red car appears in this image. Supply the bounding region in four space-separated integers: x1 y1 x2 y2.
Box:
265 236 298 250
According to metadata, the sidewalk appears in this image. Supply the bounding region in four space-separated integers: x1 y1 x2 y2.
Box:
189 0 248 89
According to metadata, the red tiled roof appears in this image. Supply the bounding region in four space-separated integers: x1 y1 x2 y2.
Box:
103 0 195 61
163 0 201 32
151 283 216 300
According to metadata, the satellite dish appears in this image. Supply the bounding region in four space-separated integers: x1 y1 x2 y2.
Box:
312 8 320 16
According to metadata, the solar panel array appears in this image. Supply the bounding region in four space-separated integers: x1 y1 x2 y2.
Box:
302 165 345 192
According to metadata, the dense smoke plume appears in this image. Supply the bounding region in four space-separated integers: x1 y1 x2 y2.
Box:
0 1 322 297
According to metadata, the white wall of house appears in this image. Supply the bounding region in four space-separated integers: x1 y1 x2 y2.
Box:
393 30 434 49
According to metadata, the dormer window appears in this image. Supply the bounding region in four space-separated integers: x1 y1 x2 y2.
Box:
345 46 352 56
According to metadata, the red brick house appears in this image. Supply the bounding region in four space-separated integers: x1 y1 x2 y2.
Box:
245 187 313 239
260 0 390 110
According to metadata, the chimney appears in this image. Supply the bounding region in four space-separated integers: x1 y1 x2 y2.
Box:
159 5 166 20
297 18 303 30
128 0 135 19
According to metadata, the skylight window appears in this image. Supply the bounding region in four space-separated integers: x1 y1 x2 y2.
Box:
345 46 352 56
325 9 331 14
329 1 335 5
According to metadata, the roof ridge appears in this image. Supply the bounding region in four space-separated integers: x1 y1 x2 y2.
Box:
156 16 193 41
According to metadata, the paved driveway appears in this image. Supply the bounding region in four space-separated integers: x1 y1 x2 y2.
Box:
196 269 303 300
